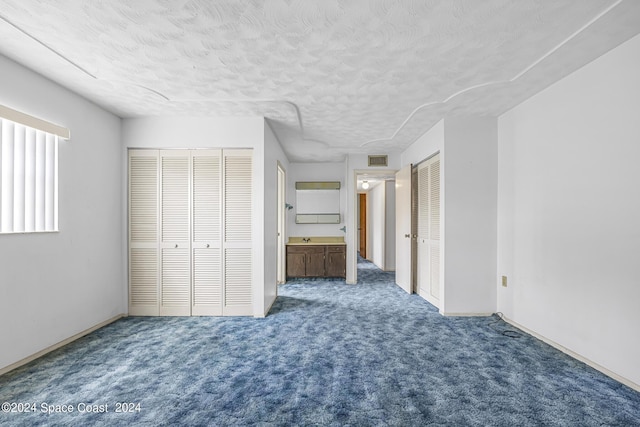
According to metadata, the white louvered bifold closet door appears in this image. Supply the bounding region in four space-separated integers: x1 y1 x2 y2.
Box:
160 151 191 316
223 149 253 316
191 150 223 316
128 148 253 317
428 157 441 300
417 163 430 301
129 150 159 316
416 153 441 306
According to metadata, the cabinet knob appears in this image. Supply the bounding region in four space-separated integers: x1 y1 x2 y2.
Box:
405 234 410 238
175 244 178 248
206 244 210 248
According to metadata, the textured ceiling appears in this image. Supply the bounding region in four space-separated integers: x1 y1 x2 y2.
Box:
1 0 639 162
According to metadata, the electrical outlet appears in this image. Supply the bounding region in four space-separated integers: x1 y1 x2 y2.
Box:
501 276 508 287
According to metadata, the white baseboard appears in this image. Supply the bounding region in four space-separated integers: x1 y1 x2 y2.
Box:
0 314 126 377
441 312 493 317
503 316 640 393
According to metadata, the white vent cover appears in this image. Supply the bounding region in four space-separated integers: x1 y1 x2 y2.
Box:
368 155 388 167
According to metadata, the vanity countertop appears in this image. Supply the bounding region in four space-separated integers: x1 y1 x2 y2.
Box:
287 236 346 246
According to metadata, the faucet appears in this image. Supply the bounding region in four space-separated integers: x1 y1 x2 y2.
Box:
302 237 310 243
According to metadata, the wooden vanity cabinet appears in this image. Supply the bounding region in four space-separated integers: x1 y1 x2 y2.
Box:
286 245 346 278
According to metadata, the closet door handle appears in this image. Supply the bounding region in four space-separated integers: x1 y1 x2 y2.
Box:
174 244 178 248
206 244 210 248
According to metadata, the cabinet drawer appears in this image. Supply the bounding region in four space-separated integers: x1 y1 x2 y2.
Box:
287 245 324 254
327 245 345 253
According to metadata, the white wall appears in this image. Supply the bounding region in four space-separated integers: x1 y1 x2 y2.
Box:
442 116 497 315
0 55 123 371
401 120 444 167
287 162 346 238
121 116 270 317
497 34 640 386
368 182 385 268
263 122 289 314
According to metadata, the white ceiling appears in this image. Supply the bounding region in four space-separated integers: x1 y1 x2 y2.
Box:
1 0 639 162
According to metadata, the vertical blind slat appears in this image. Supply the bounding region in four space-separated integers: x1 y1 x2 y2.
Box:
13 124 25 232
35 130 45 232
45 133 55 231
1 120 14 233
24 128 36 232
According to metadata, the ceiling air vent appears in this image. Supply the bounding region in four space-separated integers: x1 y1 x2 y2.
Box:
368 155 388 167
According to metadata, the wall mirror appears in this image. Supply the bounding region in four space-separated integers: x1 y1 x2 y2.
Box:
295 182 340 224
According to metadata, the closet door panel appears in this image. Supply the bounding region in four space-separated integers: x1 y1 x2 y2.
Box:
129 150 159 316
428 157 441 300
160 151 191 315
224 151 252 243
192 150 223 315
223 149 253 316
224 248 252 315
192 248 222 315
192 151 221 243
160 248 191 316
416 154 441 307
417 163 430 298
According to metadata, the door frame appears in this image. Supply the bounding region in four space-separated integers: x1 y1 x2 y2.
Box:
276 162 286 285
349 169 398 284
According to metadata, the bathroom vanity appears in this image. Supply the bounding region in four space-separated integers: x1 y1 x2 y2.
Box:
286 237 346 279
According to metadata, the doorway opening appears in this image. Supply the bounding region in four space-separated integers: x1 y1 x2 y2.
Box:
355 172 397 277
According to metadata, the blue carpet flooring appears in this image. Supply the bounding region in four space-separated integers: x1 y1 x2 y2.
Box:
1 256 639 426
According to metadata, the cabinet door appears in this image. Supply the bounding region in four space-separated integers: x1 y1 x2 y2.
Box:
286 250 306 277
160 151 191 316
305 247 326 276
129 150 159 316
326 248 346 277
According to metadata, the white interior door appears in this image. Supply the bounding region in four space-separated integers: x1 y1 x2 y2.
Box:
395 164 412 293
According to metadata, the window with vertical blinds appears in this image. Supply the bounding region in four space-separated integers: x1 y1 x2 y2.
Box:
0 118 58 234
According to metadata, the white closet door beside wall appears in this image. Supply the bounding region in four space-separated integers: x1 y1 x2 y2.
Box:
223 149 253 316
417 153 441 307
428 158 441 300
128 148 252 317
